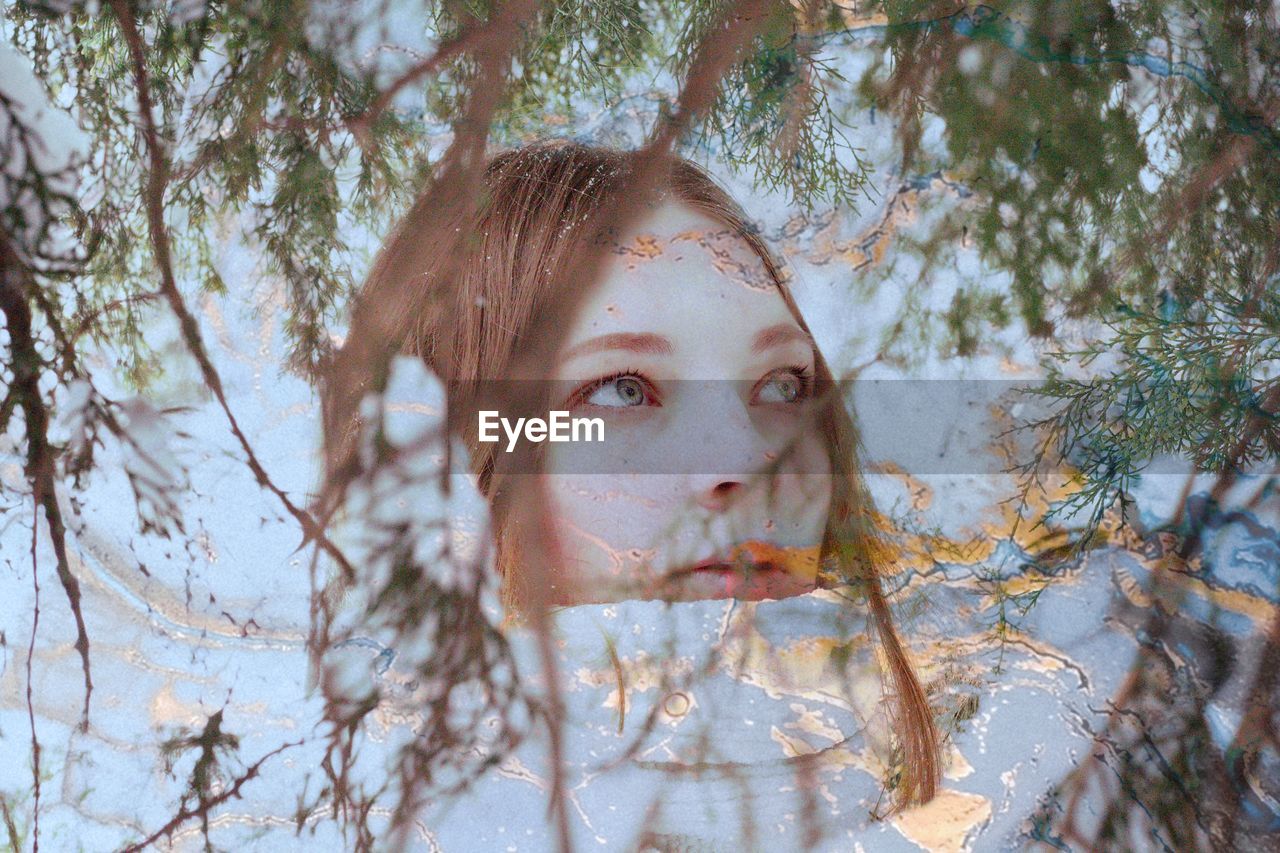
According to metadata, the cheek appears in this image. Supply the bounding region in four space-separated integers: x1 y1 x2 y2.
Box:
542 475 667 570
774 436 834 537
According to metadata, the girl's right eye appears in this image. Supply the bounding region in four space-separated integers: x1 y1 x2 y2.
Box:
571 373 659 409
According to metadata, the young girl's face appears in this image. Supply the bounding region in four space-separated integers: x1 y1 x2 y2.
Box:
535 201 833 604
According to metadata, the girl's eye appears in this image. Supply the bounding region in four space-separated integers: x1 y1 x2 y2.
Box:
754 368 811 405
579 374 656 408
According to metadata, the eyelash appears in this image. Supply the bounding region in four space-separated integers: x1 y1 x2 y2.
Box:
565 364 816 409
756 363 817 404
565 367 658 409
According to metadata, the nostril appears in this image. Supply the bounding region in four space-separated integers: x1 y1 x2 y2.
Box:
696 479 744 512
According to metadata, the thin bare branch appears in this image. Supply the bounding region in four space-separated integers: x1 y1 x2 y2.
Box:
120 738 304 853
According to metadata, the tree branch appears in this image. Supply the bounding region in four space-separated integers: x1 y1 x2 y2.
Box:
106 0 356 580
1 231 93 735
120 738 303 852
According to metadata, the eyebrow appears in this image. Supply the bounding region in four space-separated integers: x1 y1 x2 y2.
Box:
751 323 811 355
560 332 674 362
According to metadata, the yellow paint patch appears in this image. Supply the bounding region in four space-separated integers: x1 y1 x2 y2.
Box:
869 461 935 511
730 540 821 580
771 725 820 757
892 788 992 853
945 745 974 781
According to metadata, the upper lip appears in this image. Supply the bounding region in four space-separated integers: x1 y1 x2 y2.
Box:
668 554 783 577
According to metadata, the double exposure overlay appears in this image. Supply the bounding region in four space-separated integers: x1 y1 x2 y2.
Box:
1 2 1277 851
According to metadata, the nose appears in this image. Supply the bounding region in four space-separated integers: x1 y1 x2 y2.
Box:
678 382 769 512
693 478 746 513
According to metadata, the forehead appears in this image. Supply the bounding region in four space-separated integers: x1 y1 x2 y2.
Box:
567 201 793 336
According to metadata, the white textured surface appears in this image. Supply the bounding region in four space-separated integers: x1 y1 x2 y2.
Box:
1 29 1275 847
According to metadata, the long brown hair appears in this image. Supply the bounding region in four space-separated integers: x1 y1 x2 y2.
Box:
324 141 939 806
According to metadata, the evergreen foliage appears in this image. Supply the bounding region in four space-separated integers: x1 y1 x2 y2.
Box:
2 1 1277 848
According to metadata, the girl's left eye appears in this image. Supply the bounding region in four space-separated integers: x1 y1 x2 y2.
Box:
753 367 812 404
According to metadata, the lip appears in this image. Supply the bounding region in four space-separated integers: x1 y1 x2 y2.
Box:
683 541 822 578
670 557 782 577
659 543 819 601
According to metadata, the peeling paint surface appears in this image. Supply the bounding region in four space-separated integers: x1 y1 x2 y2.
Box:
1 105 1276 851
